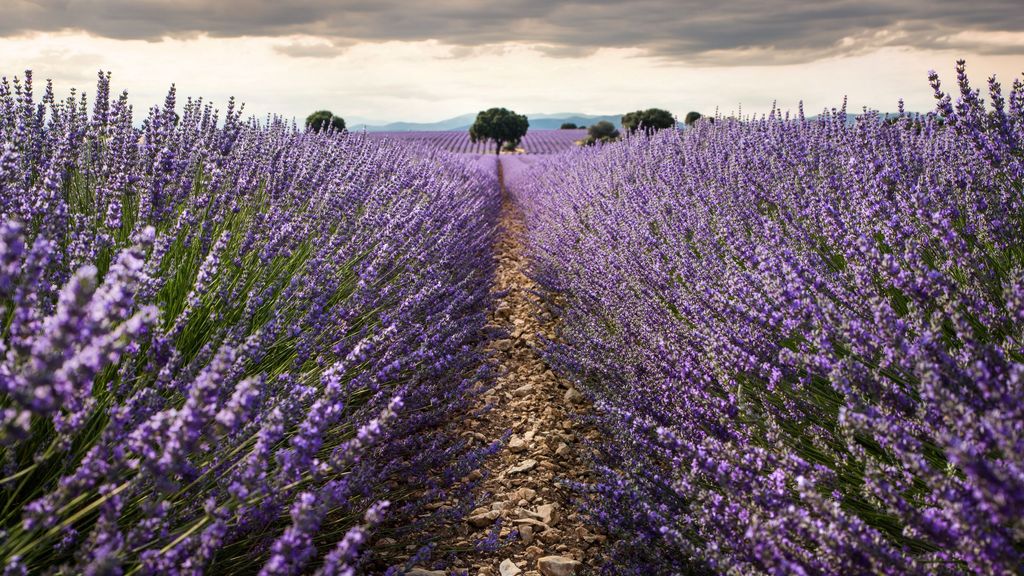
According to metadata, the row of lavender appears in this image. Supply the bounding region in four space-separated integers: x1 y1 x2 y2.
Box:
0 72 499 574
368 130 587 155
509 64 1024 574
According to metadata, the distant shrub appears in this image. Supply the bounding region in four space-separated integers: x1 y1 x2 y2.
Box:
621 108 674 133
581 120 620 145
305 109 346 132
560 122 578 129
684 111 702 126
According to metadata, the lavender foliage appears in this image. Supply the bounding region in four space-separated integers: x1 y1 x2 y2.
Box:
0 71 498 574
509 62 1024 574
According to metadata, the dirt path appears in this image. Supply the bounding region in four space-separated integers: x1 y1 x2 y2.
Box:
401 159 606 576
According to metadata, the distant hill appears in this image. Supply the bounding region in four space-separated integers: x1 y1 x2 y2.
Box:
527 113 622 130
352 113 478 132
353 112 622 132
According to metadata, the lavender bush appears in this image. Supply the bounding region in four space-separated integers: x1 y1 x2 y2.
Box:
0 71 499 574
510 62 1024 574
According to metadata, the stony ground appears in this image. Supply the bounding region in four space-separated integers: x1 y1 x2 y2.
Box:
401 162 607 576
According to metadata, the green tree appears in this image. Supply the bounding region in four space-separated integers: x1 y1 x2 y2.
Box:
621 108 675 133
560 122 578 129
305 110 346 132
469 108 529 155
684 111 703 126
581 120 620 146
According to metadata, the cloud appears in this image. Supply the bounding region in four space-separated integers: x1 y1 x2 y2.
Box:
1 0 1023 65
272 37 350 58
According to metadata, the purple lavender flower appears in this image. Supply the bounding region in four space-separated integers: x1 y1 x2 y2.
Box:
0 67 498 574
509 62 1024 574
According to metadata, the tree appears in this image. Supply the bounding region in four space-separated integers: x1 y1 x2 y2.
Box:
560 122 578 129
621 108 674 133
469 108 529 155
305 110 346 133
580 120 620 146
684 111 703 126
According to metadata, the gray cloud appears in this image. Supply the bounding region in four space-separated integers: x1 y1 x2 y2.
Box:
3 0 1023 64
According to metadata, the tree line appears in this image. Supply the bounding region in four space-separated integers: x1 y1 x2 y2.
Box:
303 107 708 153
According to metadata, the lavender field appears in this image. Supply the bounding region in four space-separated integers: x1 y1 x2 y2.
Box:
507 65 1024 574
367 130 586 155
0 72 499 574
2 62 1023 576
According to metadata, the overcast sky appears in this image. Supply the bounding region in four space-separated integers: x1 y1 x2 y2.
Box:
1 1 1022 124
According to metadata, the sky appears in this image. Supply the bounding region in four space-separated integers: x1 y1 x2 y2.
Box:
0 1 1022 125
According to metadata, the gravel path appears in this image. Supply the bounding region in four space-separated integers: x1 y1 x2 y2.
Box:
400 159 607 576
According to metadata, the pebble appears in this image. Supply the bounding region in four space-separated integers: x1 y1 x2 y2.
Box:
563 388 584 404
507 459 537 474
524 545 546 560
512 384 534 397
511 517 549 530
499 559 522 576
406 569 447 576
535 503 559 526
537 528 563 544
537 556 581 576
508 487 536 501
468 510 501 527
509 436 527 453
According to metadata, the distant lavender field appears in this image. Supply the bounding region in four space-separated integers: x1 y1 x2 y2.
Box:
367 129 586 154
